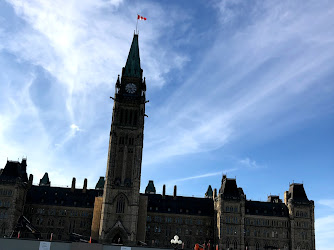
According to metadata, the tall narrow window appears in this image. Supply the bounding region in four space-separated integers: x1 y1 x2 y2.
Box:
124 109 128 125
119 137 125 145
116 196 125 213
133 112 138 126
120 109 124 124
129 110 133 125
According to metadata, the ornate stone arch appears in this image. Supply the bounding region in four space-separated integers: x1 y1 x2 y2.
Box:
106 220 129 245
304 243 310 250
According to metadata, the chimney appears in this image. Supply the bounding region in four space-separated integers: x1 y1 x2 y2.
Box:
21 158 27 172
162 185 166 199
284 191 289 205
71 177 76 192
83 178 87 193
28 174 33 188
173 185 177 199
214 188 217 199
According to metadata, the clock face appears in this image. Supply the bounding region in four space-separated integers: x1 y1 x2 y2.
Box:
125 83 137 94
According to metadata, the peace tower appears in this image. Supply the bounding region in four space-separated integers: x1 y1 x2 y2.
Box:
99 34 146 244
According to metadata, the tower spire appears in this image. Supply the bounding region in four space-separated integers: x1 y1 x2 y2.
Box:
123 34 142 78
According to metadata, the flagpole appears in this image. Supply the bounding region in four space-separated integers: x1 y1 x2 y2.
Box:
136 14 139 34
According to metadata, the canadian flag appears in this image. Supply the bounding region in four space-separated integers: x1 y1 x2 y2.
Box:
137 15 147 20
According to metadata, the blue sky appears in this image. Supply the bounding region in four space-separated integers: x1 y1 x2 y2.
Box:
0 0 333 248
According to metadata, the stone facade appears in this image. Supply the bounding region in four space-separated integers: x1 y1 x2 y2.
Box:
0 34 315 249
214 175 315 250
0 159 28 237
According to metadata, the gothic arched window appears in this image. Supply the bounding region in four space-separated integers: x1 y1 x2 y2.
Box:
116 196 125 213
124 109 128 124
256 242 260 250
233 241 237 249
1 223 6 235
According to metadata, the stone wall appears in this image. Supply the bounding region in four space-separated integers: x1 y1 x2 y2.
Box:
0 181 27 237
145 212 213 248
23 204 94 241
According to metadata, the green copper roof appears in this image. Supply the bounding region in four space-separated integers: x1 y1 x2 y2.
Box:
95 176 105 190
145 180 156 194
123 34 141 78
39 172 50 186
205 185 213 198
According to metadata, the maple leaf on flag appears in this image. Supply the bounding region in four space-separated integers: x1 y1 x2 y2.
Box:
137 14 147 20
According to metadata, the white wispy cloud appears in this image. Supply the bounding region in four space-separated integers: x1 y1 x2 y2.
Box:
315 214 334 250
153 168 238 197
70 123 80 132
143 0 334 165
238 157 262 169
0 0 194 187
172 170 235 183
318 199 334 209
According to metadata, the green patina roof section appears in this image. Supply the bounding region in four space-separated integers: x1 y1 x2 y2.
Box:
95 176 105 189
205 185 213 197
123 34 141 78
39 172 50 186
145 180 156 194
